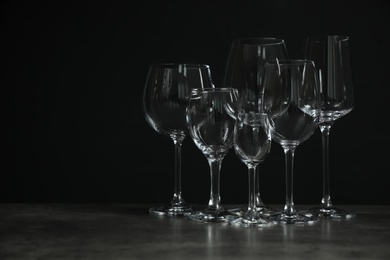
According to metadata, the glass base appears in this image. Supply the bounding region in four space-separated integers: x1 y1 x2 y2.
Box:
228 205 278 217
270 211 319 224
148 204 195 216
227 212 274 227
305 206 356 219
185 209 233 223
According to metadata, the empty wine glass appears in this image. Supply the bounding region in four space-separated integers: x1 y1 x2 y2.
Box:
227 111 273 227
262 59 321 224
304 35 356 219
223 37 288 215
143 63 214 216
185 88 238 223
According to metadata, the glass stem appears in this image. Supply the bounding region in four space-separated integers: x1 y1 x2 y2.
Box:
283 146 297 216
248 166 257 213
320 123 333 208
255 167 264 206
170 139 185 207
207 158 224 212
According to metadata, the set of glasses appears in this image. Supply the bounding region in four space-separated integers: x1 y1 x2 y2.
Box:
143 36 355 226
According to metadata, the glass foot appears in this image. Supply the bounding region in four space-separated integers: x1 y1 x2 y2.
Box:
185 209 232 223
227 213 274 227
148 204 195 216
306 206 356 219
228 205 278 217
270 211 319 224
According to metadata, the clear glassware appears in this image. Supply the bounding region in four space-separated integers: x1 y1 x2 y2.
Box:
185 88 238 223
223 37 288 216
143 63 214 216
262 59 321 224
304 35 356 219
227 111 273 227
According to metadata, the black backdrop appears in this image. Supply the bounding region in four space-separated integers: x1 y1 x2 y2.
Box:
2 0 389 205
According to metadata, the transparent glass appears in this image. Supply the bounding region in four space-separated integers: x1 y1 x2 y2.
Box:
262 60 321 224
304 35 356 219
143 63 214 216
185 88 238 223
227 112 273 227
223 37 288 215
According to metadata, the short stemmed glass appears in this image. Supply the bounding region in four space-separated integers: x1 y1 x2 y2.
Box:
223 37 288 215
227 111 273 227
304 35 356 219
262 60 321 224
185 88 238 223
143 63 214 216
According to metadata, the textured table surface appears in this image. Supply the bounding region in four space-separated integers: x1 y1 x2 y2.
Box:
0 204 389 259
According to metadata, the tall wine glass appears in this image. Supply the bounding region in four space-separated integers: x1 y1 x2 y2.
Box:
185 88 238 223
304 35 355 219
227 111 273 227
262 60 321 224
223 37 288 215
143 63 214 216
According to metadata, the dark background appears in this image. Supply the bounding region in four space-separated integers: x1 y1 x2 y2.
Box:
2 0 389 205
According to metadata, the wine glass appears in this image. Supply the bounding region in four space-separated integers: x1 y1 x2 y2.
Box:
185 88 238 223
223 37 288 215
227 111 273 227
304 35 356 219
262 59 321 224
143 63 214 216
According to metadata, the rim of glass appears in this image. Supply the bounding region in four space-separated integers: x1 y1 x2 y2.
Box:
232 37 285 45
149 63 210 69
190 87 238 92
307 35 349 41
266 59 315 65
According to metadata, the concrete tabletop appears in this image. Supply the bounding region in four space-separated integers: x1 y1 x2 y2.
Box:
0 204 389 259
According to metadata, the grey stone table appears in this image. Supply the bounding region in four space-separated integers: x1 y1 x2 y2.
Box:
0 204 389 259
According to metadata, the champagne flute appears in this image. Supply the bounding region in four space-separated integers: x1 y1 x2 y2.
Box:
227 111 273 227
262 59 321 224
304 35 356 219
143 63 214 216
223 37 288 215
185 88 238 223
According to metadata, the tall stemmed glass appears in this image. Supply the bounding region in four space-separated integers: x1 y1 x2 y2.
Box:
224 37 288 215
304 36 355 219
262 60 321 224
227 111 273 227
143 63 214 216
185 88 238 223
